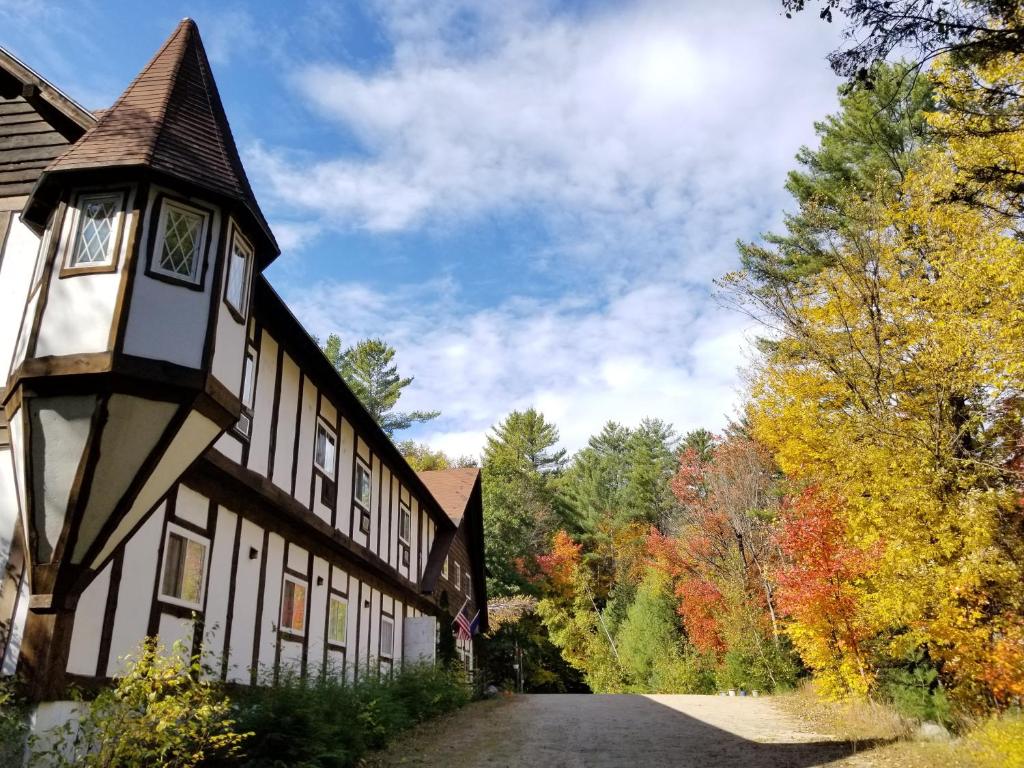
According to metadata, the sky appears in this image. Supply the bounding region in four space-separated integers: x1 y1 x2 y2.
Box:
2 0 846 459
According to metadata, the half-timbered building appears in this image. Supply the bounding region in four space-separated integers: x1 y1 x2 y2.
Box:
0 19 487 713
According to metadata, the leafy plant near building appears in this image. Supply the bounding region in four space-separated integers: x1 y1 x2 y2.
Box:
31 639 247 768
221 662 469 768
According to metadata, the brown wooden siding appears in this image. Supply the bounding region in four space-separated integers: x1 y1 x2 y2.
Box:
0 97 73 199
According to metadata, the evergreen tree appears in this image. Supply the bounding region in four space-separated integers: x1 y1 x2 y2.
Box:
481 409 565 597
321 334 439 436
736 61 933 290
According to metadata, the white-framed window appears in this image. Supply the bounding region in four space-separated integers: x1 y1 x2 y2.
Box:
67 191 124 270
152 198 209 285
314 420 337 479
453 562 461 592
224 228 252 316
158 524 208 609
354 459 372 509
399 503 411 543
381 615 394 658
328 595 348 645
465 572 471 595
441 556 448 579
280 574 308 634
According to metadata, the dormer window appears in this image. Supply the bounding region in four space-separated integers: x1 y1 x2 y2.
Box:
151 198 210 287
64 191 125 274
225 227 252 318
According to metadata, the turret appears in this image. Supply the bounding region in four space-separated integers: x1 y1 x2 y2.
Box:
2 18 278 684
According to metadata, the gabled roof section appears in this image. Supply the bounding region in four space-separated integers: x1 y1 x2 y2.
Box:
0 46 96 136
23 19 278 264
417 467 480 525
0 46 96 199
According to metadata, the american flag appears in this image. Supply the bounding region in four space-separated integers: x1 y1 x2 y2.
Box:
453 598 479 642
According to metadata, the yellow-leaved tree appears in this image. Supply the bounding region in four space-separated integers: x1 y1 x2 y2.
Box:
724 100 1024 708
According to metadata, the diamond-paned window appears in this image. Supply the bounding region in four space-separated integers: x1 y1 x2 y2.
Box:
154 200 207 284
70 193 120 267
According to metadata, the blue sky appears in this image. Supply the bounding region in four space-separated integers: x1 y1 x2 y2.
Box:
2 0 844 457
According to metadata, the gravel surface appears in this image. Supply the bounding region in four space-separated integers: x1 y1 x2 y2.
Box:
370 693 889 767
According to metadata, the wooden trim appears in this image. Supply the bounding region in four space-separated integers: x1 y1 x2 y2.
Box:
201 207 230 373
167 511 209 538
353 579 362 681
94 548 122 678
266 343 283 481
289 374 304 496
249 527 269 686
57 187 129 278
375 463 383 556
25 196 68 359
146 489 175 637
109 182 148 352
185 452 439 613
220 511 242 681
301 549 313 677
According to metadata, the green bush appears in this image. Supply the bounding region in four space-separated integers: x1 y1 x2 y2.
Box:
32 639 248 768
649 649 717 694
221 662 469 768
877 650 953 726
0 677 28 765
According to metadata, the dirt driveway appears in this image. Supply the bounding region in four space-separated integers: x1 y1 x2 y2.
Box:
370 694 889 767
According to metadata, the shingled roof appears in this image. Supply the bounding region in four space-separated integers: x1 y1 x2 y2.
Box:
417 467 480 524
24 18 278 263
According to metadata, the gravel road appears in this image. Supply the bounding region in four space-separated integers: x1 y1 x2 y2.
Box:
370 694 887 767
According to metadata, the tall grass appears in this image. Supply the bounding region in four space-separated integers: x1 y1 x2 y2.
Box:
213 663 470 768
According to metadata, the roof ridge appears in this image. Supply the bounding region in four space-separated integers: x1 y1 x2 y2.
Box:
189 30 234 193
140 20 193 167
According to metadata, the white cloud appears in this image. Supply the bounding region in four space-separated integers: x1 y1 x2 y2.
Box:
283 276 755 458
250 0 841 271
259 0 844 456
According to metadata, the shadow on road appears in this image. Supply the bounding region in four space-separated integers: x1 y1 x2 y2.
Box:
383 693 898 768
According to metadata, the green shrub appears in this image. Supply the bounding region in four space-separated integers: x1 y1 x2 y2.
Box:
0 677 28 765
649 650 716 694
877 650 953 726
222 662 469 768
32 638 248 768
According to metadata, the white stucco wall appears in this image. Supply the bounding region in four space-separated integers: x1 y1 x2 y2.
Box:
0 215 39 382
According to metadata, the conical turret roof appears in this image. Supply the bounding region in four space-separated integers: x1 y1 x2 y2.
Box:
26 19 277 262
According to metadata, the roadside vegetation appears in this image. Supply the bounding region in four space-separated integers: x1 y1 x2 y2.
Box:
8 640 469 768
472 5 1024 763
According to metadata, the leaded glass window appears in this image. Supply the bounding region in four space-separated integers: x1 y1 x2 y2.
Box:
159 527 208 608
70 193 120 267
154 200 207 283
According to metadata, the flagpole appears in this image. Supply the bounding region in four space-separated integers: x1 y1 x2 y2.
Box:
451 596 470 625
